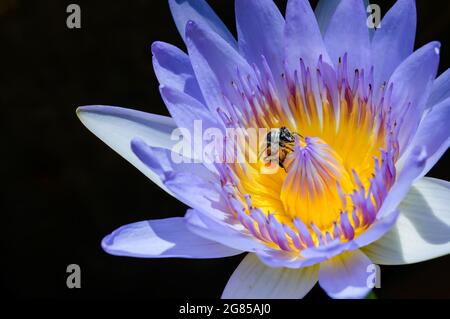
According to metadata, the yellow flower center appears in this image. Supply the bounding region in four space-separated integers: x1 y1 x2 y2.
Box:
219 57 397 251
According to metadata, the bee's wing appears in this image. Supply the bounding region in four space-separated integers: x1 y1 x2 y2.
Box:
259 130 281 159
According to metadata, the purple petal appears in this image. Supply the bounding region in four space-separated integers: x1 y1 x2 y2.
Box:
222 253 319 299
379 145 427 219
260 210 398 270
235 0 285 84
350 145 431 249
405 97 450 179
352 209 400 248
323 0 371 71
301 240 352 260
130 138 229 220
185 209 269 253
164 173 230 219
168 0 236 48
152 41 205 104
388 41 440 153
318 249 373 299
185 20 253 112
372 0 416 88
285 0 333 70
427 68 450 107
256 249 327 269
130 137 216 182
101 217 242 258
159 85 222 139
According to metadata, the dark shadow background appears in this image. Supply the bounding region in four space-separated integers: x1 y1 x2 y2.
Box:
2 0 449 299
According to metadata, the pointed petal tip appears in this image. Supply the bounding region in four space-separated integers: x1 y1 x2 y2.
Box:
75 105 126 128
76 105 96 114
75 106 82 117
100 233 114 254
434 43 441 55
150 40 184 57
151 41 165 55
75 105 125 116
424 41 441 55
168 0 236 47
100 226 127 257
76 105 103 121
129 137 153 167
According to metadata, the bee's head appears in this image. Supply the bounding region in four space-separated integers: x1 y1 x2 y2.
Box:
279 127 295 142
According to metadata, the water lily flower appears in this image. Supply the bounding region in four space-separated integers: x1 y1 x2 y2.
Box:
77 0 450 299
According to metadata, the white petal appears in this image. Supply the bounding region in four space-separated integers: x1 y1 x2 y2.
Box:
222 253 319 299
363 177 450 264
318 249 373 299
77 105 178 193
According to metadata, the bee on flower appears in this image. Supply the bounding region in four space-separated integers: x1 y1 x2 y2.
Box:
77 0 450 299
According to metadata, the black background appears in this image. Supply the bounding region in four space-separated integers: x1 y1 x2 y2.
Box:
2 0 449 299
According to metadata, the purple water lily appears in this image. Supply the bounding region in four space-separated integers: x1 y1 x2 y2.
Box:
77 0 450 299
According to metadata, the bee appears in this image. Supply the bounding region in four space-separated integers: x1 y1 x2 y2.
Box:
260 126 301 170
